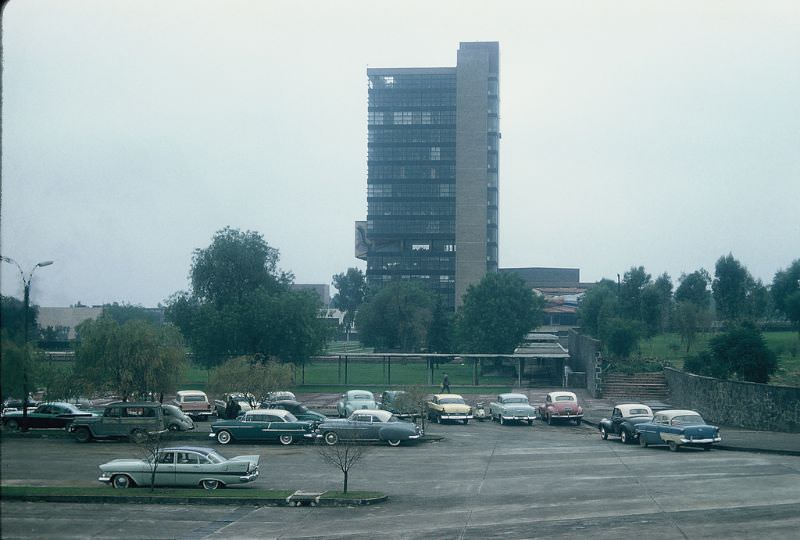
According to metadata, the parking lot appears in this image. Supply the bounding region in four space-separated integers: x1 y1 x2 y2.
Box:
2 414 800 539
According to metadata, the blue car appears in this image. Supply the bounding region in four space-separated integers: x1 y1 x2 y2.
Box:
635 409 721 452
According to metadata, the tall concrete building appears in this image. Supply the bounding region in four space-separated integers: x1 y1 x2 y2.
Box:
358 42 499 310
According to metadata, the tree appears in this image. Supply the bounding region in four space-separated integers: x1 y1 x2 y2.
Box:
675 269 711 308
709 321 778 383
674 301 711 353
356 281 433 352
618 266 652 321
772 260 800 330
166 227 327 366
455 272 544 354
331 268 367 341
135 432 166 492
641 273 672 336
577 279 618 338
712 254 752 321
75 317 186 401
395 385 431 431
316 435 369 494
683 350 729 379
0 333 34 400
36 360 87 402
604 318 641 359
207 356 293 403
427 296 453 353
1 295 39 345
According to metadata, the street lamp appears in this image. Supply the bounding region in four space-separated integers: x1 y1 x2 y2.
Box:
1 256 54 429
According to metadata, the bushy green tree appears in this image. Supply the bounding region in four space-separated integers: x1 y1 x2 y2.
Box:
709 321 777 383
1 295 38 345
75 317 186 400
772 260 800 330
166 227 327 366
357 281 433 352
577 279 618 338
619 266 651 321
712 254 752 321
675 269 711 308
207 356 293 402
455 272 544 354
102 302 163 326
604 318 642 359
641 273 672 336
331 268 367 340
427 296 453 353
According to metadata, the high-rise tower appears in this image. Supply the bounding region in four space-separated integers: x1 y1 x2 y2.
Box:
359 42 499 310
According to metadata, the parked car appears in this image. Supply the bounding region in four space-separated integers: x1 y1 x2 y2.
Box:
336 390 377 418
263 391 296 403
537 391 584 425
598 404 653 444
636 409 722 452
98 446 259 490
69 402 166 443
426 394 473 424
210 409 315 445
489 393 537 425
2 402 95 431
379 390 418 419
214 393 255 419
162 404 195 432
260 400 326 424
315 409 423 447
173 390 214 421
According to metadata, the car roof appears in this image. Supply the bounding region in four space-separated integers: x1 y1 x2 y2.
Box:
498 393 528 400
267 400 300 406
433 393 464 399
350 409 392 421
176 390 207 396
246 408 292 418
162 446 219 455
548 391 577 399
346 390 374 398
106 401 162 407
655 409 701 419
616 403 653 416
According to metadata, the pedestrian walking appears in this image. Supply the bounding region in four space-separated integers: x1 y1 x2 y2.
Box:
442 373 451 393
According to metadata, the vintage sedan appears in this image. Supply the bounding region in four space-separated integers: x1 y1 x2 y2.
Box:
636 409 722 452
537 391 584 425
210 409 314 445
2 402 95 431
260 400 327 424
489 393 537 425
426 394 473 424
98 446 259 490
336 390 377 418
316 409 422 447
599 404 653 444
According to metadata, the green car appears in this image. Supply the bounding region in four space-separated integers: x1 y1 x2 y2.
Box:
210 409 315 445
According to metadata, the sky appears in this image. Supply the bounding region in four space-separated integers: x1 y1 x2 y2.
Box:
1 0 798 308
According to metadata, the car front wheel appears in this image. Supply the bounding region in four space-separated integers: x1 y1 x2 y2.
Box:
386 439 401 447
112 474 133 489
279 434 293 446
202 479 220 491
668 441 679 452
600 426 608 440
216 430 232 445
324 432 338 445
74 427 92 443
5 419 19 431
620 430 629 444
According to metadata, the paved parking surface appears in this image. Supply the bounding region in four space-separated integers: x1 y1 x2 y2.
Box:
2 418 800 539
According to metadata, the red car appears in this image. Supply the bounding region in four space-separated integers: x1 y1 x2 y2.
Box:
537 391 584 425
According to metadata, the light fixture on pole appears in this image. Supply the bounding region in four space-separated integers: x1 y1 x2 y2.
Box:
1 256 54 430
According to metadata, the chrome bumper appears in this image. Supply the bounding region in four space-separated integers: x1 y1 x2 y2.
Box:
441 414 473 420
239 469 259 483
502 415 536 421
680 436 722 444
98 473 112 484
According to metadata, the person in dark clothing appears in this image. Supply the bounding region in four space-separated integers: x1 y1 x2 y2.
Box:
442 373 451 393
225 397 241 419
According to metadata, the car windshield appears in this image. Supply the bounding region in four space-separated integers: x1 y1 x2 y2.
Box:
183 396 206 402
504 397 528 404
671 414 705 426
439 397 465 405
283 411 299 422
555 396 575 402
628 408 651 416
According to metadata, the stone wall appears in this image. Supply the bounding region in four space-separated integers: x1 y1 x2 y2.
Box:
568 330 601 397
664 367 800 433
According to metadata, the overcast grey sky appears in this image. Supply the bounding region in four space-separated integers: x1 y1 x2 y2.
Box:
1 0 798 308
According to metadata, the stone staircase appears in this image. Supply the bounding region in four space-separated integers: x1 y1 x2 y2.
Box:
601 372 670 402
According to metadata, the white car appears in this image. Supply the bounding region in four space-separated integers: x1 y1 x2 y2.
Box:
489 393 537 425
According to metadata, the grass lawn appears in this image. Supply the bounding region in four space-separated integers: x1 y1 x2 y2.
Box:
638 331 800 386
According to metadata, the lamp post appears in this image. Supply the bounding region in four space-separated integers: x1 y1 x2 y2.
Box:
1 256 53 430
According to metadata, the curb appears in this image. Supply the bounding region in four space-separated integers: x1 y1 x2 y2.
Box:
0 493 388 507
